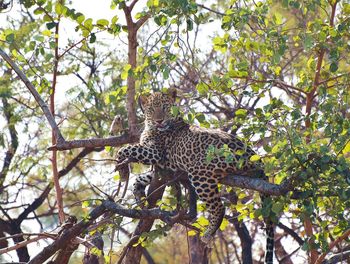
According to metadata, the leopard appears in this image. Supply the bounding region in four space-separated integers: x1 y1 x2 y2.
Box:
115 89 275 264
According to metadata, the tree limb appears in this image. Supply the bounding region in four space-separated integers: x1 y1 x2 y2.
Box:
47 133 139 151
0 47 64 143
0 235 55 255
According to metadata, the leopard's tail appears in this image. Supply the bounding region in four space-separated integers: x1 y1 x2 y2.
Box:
265 218 274 264
257 170 275 264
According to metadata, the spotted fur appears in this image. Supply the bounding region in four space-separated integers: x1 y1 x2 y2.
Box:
116 89 274 263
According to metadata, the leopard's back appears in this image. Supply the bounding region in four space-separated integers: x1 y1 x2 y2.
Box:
165 125 260 176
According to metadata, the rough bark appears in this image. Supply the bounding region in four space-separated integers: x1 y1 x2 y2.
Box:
188 234 209 264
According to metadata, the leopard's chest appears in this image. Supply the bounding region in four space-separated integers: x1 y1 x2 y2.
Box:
140 129 169 148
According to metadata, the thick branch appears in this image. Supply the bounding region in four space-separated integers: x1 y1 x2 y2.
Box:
51 20 65 224
28 199 180 264
220 174 292 196
28 204 106 264
48 133 139 151
135 13 151 30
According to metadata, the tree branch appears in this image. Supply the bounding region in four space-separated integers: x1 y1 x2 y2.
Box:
220 174 293 196
277 222 304 246
27 198 183 264
135 13 151 30
47 133 139 151
0 47 64 143
197 3 225 16
315 228 350 264
0 234 55 255
322 250 350 264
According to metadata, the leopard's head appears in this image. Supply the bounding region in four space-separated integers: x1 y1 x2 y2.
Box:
139 88 177 129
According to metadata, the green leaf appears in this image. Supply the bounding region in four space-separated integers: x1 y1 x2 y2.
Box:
271 201 284 214
171 106 179 117
42 30 51 37
235 109 247 117
273 12 283 25
55 2 64 15
196 113 206 123
46 22 56 30
82 200 91 208
196 216 209 226
76 13 85 24
330 62 338 73
84 18 93 31
250 154 261 162
188 230 197 236
187 18 193 31
97 19 109 27
219 218 229 231
6 33 14 43
163 66 170 79
89 33 96 43
196 82 209 95
111 15 119 24
303 34 313 50
343 3 350 15
150 64 157 72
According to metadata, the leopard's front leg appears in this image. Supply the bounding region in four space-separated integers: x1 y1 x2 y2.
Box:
115 144 163 165
115 144 163 181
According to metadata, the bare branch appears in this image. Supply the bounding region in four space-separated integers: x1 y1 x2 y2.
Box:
0 47 65 143
220 174 292 196
197 3 225 16
0 234 55 255
135 13 151 30
48 133 139 151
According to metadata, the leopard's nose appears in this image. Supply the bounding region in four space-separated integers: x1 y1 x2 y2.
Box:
155 119 163 124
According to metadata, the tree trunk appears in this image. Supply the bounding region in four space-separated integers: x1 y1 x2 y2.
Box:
188 234 209 264
122 167 169 264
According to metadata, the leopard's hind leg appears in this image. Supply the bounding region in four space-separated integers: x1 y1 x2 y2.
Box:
133 170 154 202
189 173 225 243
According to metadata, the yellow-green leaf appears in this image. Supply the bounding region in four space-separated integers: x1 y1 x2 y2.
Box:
250 154 261 162
235 109 247 117
219 218 229 231
42 30 51 37
187 230 197 236
97 19 109 27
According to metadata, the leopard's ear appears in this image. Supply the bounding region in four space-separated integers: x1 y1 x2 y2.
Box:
138 95 148 113
167 88 177 102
